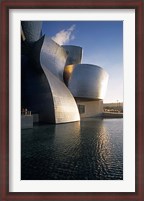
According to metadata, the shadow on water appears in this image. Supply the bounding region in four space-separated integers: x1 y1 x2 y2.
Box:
21 118 123 180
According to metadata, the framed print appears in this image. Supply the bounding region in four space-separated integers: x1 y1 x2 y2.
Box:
0 0 143 200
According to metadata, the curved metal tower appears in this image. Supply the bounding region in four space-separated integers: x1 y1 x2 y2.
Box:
67 64 109 100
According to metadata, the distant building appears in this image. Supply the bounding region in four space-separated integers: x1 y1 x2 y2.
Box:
21 21 109 124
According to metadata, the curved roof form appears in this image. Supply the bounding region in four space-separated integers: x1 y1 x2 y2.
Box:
21 21 42 42
68 64 109 100
62 45 83 65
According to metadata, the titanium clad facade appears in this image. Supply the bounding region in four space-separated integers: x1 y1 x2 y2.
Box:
22 35 80 123
21 21 109 124
63 64 75 86
40 36 80 123
21 54 55 123
62 45 82 65
68 64 109 100
62 46 82 85
21 21 42 42
40 67 80 123
40 36 68 81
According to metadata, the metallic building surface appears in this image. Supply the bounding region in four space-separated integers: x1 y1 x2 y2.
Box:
62 46 82 85
40 36 67 81
22 36 80 123
41 67 80 123
62 45 82 65
21 21 42 42
21 22 109 123
68 64 109 100
40 36 80 123
21 54 56 123
63 64 75 86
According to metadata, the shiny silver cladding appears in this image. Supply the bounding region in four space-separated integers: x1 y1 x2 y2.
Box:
40 36 67 81
63 64 75 86
40 36 80 123
68 64 109 100
62 45 83 65
62 45 82 85
21 22 108 123
21 21 42 42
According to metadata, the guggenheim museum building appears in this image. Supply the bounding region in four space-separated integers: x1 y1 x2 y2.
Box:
21 21 109 124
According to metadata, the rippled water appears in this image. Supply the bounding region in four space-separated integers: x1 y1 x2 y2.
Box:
21 118 123 180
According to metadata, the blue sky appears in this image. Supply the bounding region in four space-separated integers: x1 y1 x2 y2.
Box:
42 21 123 103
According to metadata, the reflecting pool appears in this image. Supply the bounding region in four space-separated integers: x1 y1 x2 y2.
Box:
21 118 123 180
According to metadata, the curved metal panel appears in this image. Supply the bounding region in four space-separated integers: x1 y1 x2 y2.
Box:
21 21 42 42
40 36 67 81
41 67 80 123
62 45 83 65
63 64 75 86
40 37 80 123
21 22 109 123
68 64 109 100
22 36 80 124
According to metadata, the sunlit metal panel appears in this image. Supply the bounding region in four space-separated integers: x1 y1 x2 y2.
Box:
63 64 76 85
40 36 80 123
62 46 83 85
68 64 109 100
40 66 80 123
40 36 67 81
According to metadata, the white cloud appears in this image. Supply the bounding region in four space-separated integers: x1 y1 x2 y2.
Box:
52 25 75 45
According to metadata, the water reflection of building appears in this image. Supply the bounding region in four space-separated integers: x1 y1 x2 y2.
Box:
79 119 112 179
21 21 109 124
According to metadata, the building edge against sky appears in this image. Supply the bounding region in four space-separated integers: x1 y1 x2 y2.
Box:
21 21 109 124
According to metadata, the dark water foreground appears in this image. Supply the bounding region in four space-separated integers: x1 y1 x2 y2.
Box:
21 118 123 180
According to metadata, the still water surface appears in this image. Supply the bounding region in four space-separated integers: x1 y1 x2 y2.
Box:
21 118 123 180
